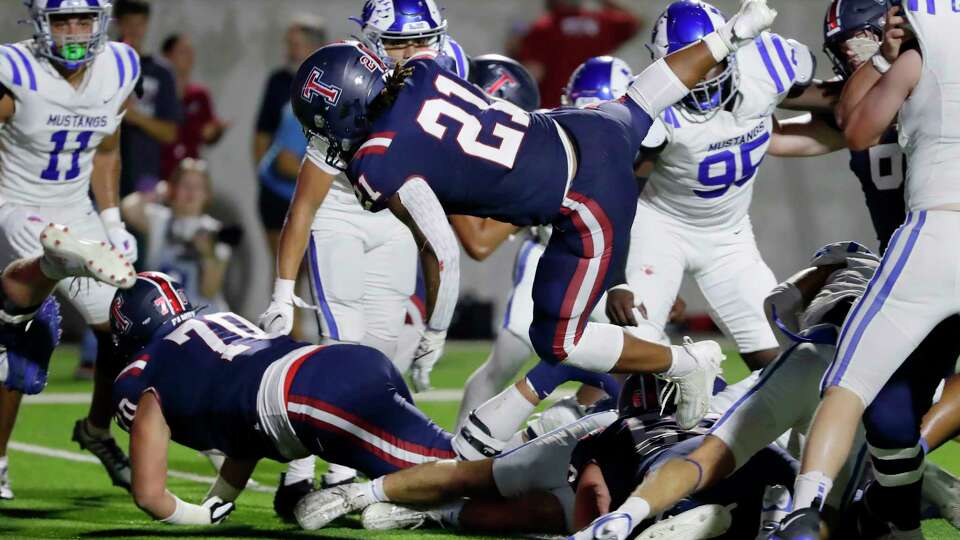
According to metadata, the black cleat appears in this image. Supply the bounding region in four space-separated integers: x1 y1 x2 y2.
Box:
71 419 131 490
274 473 316 522
767 508 823 540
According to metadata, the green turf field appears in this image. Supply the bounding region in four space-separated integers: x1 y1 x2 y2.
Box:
3 342 960 539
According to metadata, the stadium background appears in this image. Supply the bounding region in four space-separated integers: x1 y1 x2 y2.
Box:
0 0 878 329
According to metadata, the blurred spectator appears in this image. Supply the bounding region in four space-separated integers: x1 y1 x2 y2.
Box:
121 159 237 311
115 0 182 195
159 33 229 180
257 104 306 256
252 16 327 169
516 0 641 107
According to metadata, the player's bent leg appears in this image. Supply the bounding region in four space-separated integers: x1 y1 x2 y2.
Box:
457 328 533 429
305 230 367 345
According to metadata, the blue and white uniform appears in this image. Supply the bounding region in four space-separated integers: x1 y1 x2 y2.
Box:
0 39 139 324
113 312 455 477
627 31 814 353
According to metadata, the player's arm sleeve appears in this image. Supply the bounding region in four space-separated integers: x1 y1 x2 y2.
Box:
391 178 460 331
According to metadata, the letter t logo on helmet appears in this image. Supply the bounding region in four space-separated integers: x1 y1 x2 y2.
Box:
301 68 342 106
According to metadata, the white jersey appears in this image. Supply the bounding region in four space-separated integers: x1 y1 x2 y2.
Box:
641 33 814 229
0 40 139 206
899 6 960 210
305 138 376 221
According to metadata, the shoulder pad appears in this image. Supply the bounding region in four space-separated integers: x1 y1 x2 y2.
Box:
106 42 140 100
0 43 39 94
740 32 811 98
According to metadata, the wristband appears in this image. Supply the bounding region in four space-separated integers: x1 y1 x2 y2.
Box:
871 53 892 74
703 32 731 63
273 278 296 300
99 207 122 225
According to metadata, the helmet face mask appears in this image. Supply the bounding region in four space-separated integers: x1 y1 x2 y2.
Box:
25 0 112 70
822 0 886 78
682 58 739 117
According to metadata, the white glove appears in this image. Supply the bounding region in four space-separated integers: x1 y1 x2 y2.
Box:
410 328 446 393
706 0 778 61
100 207 138 263
570 512 634 540
258 278 314 335
810 241 873 267
202 496 235 524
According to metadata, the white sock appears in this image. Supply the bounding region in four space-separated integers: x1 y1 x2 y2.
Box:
285 456 316 485
0 353 7 384
83 419 111 440
793 471 833 510
0 455 8 470
457 330 531 429
664 344 697 378
437 500 465 527
358 477 388 505
617 496 652 523
473 383 536 441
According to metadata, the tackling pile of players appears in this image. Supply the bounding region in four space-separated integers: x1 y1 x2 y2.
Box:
2 0 959 539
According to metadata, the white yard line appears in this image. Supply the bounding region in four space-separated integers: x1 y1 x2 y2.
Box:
7 441 273 493
24 388 576 405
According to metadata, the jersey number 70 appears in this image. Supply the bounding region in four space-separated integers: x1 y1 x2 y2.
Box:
416 74 530 169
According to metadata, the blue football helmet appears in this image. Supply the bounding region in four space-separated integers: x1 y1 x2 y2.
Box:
290 42 388 170
110 272 197 361
562 56 634 107
649 0 739 116
469 54 540 112
354 0 448 63
23 0 113 69
823 0 886 78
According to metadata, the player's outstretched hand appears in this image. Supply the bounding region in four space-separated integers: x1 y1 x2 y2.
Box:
721 0 778 52
410 328 446 393
568 512 634 540
202 496 235 524
259 278 315 335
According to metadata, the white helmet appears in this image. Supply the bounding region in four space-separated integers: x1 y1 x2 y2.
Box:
23 0 113 69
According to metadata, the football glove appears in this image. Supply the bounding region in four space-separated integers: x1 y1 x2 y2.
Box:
410 328 446 393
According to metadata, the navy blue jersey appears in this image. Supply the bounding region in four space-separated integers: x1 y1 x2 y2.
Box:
112 312 305 461
347 58 570 226
849 127 906 253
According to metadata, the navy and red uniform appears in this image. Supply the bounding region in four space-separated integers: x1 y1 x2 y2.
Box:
848 127 906 253
348 57 652 363
113 312 454 477
569 411 796 539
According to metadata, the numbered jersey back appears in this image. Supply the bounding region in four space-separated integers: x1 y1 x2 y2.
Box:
346 58 570 226
849 127 906 252
112 312 303 459
0 41 138 206
642 33 809 229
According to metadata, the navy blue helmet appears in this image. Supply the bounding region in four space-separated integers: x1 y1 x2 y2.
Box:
823 0 886 78
469 54 540 112
291 42 389 170
649 1 738 115
110 272 196 360
562 56 633 107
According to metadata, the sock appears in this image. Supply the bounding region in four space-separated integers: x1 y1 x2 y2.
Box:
358 477 388 504
285 456 316 485
437 500 465 527
0 455 7 471
867 443 925 531
793 471 833 511
473 383 536 441
457 330 531 429
525 361 575 400
83 418 111 440
0 353 7 383
664 344 697 378
617 496 652 524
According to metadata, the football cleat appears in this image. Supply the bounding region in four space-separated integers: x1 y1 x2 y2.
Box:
569 512 634 540
274 473 316 522
71 419 131 490
39 223 135 288
637 504 731 539
451 412 507 460
659 338 724 429
1 297 60 395
362 502 442 531
767 508 823 540
321 464 358 488
922 462 960 529
0 460 12 500
294 483 371 530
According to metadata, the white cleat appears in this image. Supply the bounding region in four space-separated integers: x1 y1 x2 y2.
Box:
362 502 441 531
660 338 724 429
0 461 12 500
293 484 370 530
39 224 135 289
636 505 731 540
923 463 960 529
525 395 587 440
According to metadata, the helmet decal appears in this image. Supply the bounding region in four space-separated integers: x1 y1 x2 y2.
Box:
301 68 342 106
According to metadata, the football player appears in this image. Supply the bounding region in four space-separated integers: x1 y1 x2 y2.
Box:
110 273 456 526
604 0 843 380
291 0 780 462
258 0 472 501
0 0 140 496
776 4 960 538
